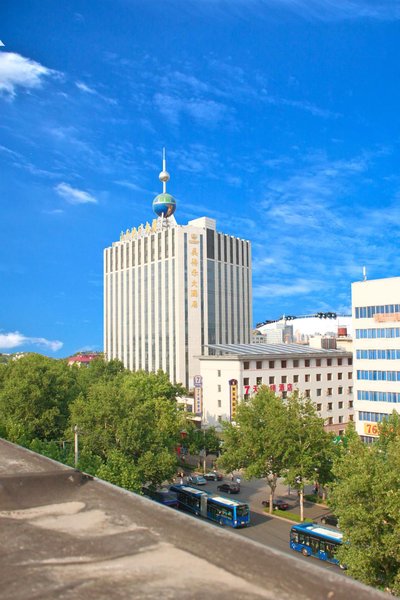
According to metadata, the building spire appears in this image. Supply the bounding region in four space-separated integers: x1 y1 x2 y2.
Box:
152 148 176 220
159 147 170 194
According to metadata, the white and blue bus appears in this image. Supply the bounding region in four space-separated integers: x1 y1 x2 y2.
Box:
170 484 250 528
290 522 344 567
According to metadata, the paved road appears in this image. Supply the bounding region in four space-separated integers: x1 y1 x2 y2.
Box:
179 475 339 572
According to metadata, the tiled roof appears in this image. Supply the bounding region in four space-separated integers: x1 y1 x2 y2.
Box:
205 343 349 356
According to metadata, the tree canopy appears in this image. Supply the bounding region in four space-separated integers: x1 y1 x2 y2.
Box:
219 386 288 512
185 424 220 468
283 392 335 520
0 356 187 492
331 414 400 594
218 387 334 517
0 354 79 443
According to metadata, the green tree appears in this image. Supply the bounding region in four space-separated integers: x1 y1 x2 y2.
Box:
68 369 185 488
331 413 400 594
73 357 126 391
185 425 220 470
283 392 333 521
0 354 80 443
218 387 288 513
96 449 141 492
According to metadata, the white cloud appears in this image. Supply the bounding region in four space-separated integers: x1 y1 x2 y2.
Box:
274 0 400 20
271 96 339 118
75 81 96 94
114 180 150 193
43 209 65 215
202 0 400 21
253 278 324 298
0 52 57 99
153 93 231 127
55 182 97 205
0 331 63 352
171 144 221 174
75 80 117 105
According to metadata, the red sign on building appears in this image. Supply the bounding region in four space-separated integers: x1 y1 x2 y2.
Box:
243 383 293 395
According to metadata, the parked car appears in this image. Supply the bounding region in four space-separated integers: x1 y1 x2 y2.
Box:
321 514 339 527
187 475 207 486
262 499 290 511
204 471 223 481
217 482 240 494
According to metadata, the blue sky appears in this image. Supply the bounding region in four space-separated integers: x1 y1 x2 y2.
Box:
1 0 400 357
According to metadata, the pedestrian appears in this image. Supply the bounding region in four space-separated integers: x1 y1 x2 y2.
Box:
236 476 241 485
180 471 184 485
231 473 234 481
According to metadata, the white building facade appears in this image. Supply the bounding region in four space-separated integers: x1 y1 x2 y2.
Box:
352 276 400 442
104 211 252 389
200 343 354 433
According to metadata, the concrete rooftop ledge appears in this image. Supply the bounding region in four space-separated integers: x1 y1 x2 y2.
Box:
0 438 386 600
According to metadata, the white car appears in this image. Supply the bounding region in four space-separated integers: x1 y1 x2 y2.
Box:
187 475 207 486
204 471 223 481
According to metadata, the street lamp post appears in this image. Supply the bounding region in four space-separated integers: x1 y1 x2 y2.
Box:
74 425 79 468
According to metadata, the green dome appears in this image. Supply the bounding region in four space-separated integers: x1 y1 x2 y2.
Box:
152 193 176 218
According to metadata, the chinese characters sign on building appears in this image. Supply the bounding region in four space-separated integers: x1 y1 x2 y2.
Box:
374 313 400 322
194 375 203 415
244 383 293 395
188 234 199 309
229 379 238 421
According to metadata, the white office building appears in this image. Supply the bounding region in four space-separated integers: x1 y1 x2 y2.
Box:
199 343 354 433
353 276 400 442
104 154 252 389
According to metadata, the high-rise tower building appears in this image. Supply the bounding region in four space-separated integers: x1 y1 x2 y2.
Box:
103 152 252 389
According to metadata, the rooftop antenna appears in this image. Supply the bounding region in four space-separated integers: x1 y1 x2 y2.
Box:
159 147 170 194
152 148 176 226
362 266 367 281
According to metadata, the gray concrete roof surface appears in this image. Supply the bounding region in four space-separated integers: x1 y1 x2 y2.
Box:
0 438 386 600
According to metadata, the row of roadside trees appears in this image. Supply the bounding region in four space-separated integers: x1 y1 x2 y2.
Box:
218 384 400 595
1 355 399 594
0 353 197 491
218 386 336 520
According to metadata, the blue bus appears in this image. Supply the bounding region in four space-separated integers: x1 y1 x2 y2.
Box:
170 484 250 528
142 486 179 508
290 522 345 567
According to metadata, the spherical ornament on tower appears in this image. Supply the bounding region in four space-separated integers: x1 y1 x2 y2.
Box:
159 170 170 184
152 193 176 218
152 148 176 219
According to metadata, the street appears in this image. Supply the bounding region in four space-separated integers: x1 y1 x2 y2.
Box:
177 474 340 572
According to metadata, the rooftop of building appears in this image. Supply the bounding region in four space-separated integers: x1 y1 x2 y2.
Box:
202 343 352 359
115 215 251 245
67 353 101 364
257 316 352 337
352 275 400 287
0 438 383 600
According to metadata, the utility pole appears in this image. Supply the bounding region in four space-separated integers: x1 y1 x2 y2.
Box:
203 428 207 473
74 425 79 468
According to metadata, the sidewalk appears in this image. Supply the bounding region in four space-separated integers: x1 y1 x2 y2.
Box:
262 479 331 523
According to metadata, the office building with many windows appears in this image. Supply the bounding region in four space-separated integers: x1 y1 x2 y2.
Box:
199 343 353 432
353 276 400 441
104 154 252 389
